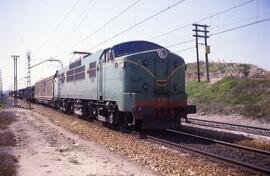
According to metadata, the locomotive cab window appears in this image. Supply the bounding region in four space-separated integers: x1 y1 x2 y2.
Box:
99 52 105 63
112 41 165 58
105 49 113 62
99 49 113 63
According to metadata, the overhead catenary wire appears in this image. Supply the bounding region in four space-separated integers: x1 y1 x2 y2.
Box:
166 15 270 50
53 0 254 58
34 0 81 53
171 17 270 55
209 12 270 31
149 0 255 41
166 39 195 48
157 12 270 45
210 17 270 36
89 0 187 50
174 46 195 53
53 0 265 61
53 0 142 58
69 0 99 37
55 0 98 54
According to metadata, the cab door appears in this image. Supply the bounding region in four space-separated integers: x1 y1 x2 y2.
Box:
98 52 105 100
98 49 113 101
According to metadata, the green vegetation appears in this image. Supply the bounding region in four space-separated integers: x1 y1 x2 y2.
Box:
186 78 270 119
0 97 6 108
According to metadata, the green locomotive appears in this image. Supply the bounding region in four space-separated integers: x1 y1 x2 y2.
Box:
34 41 196 129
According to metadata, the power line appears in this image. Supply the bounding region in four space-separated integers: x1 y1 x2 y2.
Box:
211 17 270 36
54 0 142 58
211 13 270 31
174 46 195 53
166 39 195 48
35 0 81 53
89 0 187 50
165 15 270 50
69 0 99 38
149 0 255 41
156 13 270 47
171 17 270 57
55 0 96 53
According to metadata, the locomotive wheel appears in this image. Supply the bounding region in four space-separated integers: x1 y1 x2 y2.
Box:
118 112 128 131
134 119 143 131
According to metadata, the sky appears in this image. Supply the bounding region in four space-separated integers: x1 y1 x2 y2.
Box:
0 0 270 91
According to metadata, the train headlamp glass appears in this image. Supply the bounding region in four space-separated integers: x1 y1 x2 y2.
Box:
157 48 168 59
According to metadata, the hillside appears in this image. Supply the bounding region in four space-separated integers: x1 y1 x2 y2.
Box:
186 62 270 81
186 78 270 120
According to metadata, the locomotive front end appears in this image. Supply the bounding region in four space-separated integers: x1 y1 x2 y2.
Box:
113 41 196 129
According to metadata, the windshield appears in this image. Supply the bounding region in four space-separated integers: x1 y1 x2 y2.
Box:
112 41 164 58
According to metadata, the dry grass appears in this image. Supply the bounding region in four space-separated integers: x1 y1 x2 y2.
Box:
0 131 15 146
0 112 16 130
0 153 17 176
0 111 17 176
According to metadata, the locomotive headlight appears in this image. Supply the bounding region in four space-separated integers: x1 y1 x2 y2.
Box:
136 106 142 112
157 48 168 59
143 83 148 90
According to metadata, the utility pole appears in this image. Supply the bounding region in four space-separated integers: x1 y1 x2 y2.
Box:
193 24 200 82
26 52 31 109
11 55 19 106
192 24 210 82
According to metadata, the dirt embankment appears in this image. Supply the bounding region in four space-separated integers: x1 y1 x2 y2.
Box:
0 111 17 176
186 78 270 120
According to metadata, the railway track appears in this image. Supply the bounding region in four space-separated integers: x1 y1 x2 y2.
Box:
18 99 270 175
184 118 270 137
141 129 270 175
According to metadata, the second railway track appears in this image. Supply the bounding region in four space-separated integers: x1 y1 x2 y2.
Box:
140 129 270 175
184 117 270 137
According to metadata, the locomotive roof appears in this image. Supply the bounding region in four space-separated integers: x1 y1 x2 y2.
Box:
111 40 167 58
111 40 165 49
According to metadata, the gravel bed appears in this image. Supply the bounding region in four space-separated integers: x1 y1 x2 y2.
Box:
147 130 270 171
18 101 249 176
179 124 270 150
181 123 270 151
189 114 270 131
185 118 270 137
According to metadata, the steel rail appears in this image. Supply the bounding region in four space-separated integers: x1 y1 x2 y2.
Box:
166 129 270 156
186 118 270 133
144 131 270 175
